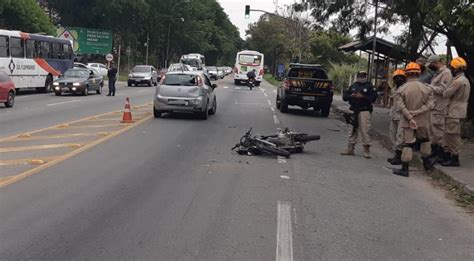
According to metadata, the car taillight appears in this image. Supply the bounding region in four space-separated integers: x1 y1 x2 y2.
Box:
259 69 264 76
283 80 290 90
197 76 204 87
329 83 335 91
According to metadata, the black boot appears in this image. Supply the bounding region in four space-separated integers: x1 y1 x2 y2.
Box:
387 150 402 165
441 154 460 167
428 144 439 160
393 162 409 177
422 156 435 171
436 149 450 164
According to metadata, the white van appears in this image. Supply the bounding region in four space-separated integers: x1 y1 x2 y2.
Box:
234 50 264 86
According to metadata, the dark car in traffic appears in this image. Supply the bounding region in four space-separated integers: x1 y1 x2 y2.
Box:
53 68 104 96
276 63 334 117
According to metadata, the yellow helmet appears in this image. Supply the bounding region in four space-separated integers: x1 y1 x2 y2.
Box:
405 62 421 73
450 57 467 69
392 69 406 78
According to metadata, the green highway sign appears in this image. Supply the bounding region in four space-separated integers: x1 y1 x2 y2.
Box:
57 26 113 55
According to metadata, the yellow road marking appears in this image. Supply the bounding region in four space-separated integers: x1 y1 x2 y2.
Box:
0 156 58 166
0 143 82 153
58 123 127 129
2 133 104 142
0 115 152 188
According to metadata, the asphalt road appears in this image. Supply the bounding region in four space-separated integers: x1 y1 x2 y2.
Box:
0 77 473 260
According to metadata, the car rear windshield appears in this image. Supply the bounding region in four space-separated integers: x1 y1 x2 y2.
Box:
64 70 88 78
163 74 199 86
207 66 217 71
288 67 328 79
133 66 151 72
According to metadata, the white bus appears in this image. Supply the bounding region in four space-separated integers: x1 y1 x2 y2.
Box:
0 29 74 93
234 50 264 86
180 53 206 70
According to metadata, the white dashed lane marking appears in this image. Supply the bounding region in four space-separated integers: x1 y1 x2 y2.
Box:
273 115 281 124
46 100 82 106
276 201 293 261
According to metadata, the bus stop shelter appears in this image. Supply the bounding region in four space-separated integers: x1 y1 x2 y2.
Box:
339 36 412 107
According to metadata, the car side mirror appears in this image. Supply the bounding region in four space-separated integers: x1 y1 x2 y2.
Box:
212 84 218 89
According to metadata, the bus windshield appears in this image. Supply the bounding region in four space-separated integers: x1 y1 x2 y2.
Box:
181 58 200 68
239 54 262 65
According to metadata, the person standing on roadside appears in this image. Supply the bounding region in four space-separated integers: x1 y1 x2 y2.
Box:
340 71 378 159
440 57 471 167
416 57 434 84
387 69 407 165
393 62 435 177
426 55 453 162
107 61 118 96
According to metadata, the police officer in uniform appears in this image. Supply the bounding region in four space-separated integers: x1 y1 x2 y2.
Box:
416 57 434 84
393 62 435 177
387 69 407 165
107 61 118 96
426 55 453 162
341 71 378 158
441 57 471 167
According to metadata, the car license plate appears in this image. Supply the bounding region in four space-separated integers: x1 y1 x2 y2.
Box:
303 96 315 101
168 100 188 105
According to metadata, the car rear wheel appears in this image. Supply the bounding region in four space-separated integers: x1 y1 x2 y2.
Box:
5 91 14 108
280 99 288 113
209 97 217 115
276 95 281 109
321 105 330 117
97 83 103 94
153 107 162 118
37 75 53 93
200 103 209 120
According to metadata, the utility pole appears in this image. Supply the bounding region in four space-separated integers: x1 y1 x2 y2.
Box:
166 21 171 68
117 44 121 77
145 33 149 65
369 0 378 84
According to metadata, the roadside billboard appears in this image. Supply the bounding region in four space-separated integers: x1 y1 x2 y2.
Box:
57 26 112 55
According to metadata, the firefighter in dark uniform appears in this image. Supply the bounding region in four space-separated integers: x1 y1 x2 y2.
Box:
341 71 378 158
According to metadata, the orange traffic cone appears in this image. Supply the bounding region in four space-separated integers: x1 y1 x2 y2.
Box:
121 97 135 123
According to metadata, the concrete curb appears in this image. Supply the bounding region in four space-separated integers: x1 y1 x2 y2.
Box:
331 104 474 197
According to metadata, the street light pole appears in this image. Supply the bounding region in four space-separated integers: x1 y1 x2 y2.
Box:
145 33 149 65
369 0 378 83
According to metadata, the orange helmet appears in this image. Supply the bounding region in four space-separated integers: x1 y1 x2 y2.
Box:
450 57 467 69
392 69 406 78
405 62 421 73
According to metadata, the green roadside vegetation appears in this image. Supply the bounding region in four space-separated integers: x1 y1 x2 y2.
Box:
263 74 281 87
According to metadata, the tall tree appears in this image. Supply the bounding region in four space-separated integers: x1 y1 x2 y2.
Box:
0 0 56 35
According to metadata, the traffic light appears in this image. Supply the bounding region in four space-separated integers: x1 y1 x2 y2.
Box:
245 5 250 19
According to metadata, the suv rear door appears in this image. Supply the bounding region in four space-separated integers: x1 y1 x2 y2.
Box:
284 66 333 96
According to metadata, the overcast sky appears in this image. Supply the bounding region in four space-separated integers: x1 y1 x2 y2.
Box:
217 0 452 55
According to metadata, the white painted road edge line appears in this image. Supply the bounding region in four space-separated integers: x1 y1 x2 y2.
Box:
273 115 281 125
46 100 82 106
264 93 268 97
270 106 275 112
267 100 272 106
276 201 293 261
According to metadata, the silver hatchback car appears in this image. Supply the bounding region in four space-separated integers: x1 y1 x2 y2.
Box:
153 71 217 120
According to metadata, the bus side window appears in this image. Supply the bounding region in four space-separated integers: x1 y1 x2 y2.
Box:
51 42 61 59
40 41 50 58
0 36 9 57
10 37 24 58
26 40 36 58
63 44 72 60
